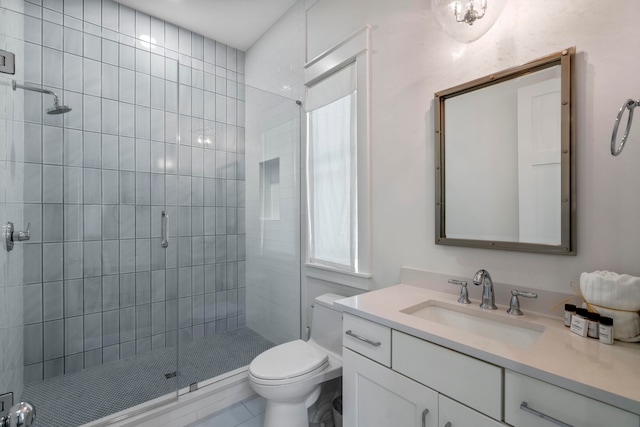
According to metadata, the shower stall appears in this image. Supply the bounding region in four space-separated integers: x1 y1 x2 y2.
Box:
0 1 301 426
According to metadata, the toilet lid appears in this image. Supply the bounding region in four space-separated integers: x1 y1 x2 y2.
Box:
249 340 329 381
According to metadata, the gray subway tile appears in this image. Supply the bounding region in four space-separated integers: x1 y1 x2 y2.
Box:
102 275 120 311
21 325 41 370
84 205 102 241
102 240 120 275
83 168 102 204
103 344 119 364
24 283 42 325
65 353 83 374
63 205 83 241
64 316 83 355
64 279 83 317
136 271 151 305
119 306 136 343
120 273 136 308
43 319 64 360
136 304 151 339
44 357 64 379
84 277 102 314
84 313 102 351
83 241 102 278
84 348 102 369
43 281 63 321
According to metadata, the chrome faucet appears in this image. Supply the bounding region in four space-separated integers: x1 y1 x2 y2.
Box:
472 269 497 310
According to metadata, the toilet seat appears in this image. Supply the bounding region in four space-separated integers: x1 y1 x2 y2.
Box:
249 340 329 386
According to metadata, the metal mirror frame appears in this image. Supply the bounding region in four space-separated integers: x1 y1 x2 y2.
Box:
434 47 576 255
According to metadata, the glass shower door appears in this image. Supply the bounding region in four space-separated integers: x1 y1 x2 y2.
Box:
0 73 29 424
0 54 180 427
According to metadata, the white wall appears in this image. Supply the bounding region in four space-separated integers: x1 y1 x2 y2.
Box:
247 0 640 308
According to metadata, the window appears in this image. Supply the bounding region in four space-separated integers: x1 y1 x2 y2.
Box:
304 27 371 282
307 67 357 269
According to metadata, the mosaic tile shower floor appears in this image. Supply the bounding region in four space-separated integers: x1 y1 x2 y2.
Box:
22 328 274 427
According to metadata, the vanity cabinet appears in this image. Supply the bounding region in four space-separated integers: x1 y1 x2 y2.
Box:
342 312 639 427
343 313 506 426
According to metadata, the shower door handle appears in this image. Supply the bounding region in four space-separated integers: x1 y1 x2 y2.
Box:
161 210 169 248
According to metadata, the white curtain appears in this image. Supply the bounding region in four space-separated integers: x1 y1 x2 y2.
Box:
306 62 358 270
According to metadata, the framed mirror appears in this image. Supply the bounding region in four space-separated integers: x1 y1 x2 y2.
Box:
434 47 576 255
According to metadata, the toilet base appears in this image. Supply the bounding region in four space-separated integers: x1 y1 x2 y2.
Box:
262 385 321 427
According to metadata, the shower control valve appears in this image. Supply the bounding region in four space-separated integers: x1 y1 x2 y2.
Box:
0 401 36 427
4 222 30 252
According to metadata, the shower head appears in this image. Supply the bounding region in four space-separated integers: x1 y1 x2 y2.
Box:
47 102 72 115
11 80 72 115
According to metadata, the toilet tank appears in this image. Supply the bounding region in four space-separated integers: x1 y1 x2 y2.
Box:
309 293 345 356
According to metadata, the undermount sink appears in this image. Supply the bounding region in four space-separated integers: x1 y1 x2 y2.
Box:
401 300 546 348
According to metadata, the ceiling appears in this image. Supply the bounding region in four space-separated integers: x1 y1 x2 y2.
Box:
115 0 299 51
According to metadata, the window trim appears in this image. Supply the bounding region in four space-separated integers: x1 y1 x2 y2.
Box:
303 26 372 286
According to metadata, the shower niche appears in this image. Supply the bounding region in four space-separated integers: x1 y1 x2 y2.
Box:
260 158 280 220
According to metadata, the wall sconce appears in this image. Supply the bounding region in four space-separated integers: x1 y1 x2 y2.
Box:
454 0 486 25
431 0 506 43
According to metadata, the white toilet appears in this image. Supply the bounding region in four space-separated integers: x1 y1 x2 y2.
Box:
248 293 345 427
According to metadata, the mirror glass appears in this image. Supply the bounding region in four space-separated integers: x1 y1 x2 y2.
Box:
435 48 575 255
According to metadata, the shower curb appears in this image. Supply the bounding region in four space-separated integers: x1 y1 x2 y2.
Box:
82 367 255 427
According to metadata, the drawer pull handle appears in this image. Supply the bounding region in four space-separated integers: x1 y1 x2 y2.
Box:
345 330 381 347
444 423 452 427
520 402 573 427
421 408 429 427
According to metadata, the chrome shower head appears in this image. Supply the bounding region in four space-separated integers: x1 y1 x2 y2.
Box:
12 80 72 115
47 102 72 115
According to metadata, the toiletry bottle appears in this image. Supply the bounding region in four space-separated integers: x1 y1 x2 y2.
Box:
564 304 576 327
587 312 600 338
599 317 614 345
570 308 589 337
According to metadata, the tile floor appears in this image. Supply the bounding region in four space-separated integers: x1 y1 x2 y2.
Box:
190 395 267 427
22 328 273 427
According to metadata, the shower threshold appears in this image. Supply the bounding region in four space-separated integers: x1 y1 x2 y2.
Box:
22 328 274 427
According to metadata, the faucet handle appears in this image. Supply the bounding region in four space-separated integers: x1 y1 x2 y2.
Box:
507 289 538 316
448 279 470 304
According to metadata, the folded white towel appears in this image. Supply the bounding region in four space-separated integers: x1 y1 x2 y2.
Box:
580 271 640 342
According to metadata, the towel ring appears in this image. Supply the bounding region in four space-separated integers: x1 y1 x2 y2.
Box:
611 99 640 156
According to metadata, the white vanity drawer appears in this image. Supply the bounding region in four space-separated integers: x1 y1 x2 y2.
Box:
343 313 391 367
392 330 502 420
505 370 640 427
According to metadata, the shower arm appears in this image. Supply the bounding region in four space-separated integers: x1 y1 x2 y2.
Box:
11 79 61 105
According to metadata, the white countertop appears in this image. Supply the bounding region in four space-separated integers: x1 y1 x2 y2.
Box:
336 284 640 415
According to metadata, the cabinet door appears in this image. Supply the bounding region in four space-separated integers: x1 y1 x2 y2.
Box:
439 395 507 427
343 347 438 427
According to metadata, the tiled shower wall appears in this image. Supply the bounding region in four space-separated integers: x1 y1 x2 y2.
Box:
0 0 246 384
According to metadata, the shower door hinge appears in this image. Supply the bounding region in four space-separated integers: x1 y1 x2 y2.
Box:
0 50 15 75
